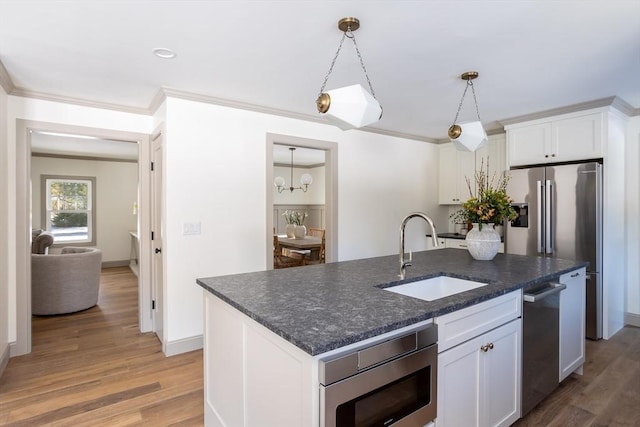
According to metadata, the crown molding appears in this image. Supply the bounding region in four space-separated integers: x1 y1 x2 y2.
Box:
148 87 166 113
9 87 150 115
157 87 436 143
31 152 137 163
0 59 16 93
499 96 637 126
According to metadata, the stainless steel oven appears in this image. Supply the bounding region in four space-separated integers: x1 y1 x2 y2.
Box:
319 324 437 427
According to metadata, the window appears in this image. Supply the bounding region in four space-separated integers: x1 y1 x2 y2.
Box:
42 175 96 245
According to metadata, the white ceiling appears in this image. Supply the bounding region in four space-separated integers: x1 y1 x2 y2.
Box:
1 0 638 142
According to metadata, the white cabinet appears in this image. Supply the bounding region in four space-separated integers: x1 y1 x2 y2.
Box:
438 144 475 204
435 291 522 427
444 237 504 254
437 319 521 427
439 134 507 205
427 237 446 250
506 112 603 167
559 268 586 381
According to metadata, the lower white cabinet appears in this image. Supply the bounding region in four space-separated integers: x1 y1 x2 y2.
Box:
435 291 522 427
559 268 586 381
444 237 504 253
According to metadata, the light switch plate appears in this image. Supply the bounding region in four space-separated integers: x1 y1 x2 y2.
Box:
182 222 201 235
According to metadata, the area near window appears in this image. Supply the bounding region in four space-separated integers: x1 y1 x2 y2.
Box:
41 175 96 245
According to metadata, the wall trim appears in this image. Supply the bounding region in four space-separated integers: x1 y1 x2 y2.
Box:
164 334 203 357
499 96 635 126
624 312 640 327
0 60 15 93
0 343 9 378
102 260 130 268
32 152 137 163
10 87 150 115
160 87 436 143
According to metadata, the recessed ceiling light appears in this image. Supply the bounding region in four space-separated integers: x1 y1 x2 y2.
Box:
152 48 177 59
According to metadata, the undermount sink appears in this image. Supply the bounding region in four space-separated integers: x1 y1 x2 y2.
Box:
384 276 487 301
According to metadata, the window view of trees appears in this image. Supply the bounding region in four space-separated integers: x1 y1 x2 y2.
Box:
44 177 94 243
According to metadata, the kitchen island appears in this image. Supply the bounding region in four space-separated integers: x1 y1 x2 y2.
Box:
197 248 587 427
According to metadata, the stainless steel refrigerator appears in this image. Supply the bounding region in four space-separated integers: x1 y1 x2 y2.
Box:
505 162 603 340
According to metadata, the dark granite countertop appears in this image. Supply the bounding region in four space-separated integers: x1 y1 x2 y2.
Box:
196 249 586 356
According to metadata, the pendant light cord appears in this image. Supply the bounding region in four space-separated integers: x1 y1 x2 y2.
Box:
451 80 482 126
317 26 377 99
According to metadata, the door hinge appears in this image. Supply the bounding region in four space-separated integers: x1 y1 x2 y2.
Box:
151 161 155 171
152 300 156 310
151 231 154 240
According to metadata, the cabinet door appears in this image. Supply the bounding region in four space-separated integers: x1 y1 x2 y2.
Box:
507 123 552 167
439 144 459 204
552 113 603 162
437 332 483 427
559 268 586 381
481 319 521 427
445 238 469 250
476 133 507 181
437 319 521 427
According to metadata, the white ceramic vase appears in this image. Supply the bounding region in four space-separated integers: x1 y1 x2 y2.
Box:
285 224 295 238
293 225 307 239
465 223 501 260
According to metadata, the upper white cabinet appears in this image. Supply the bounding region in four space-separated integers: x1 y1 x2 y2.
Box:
506 112 603 167
439 134 507 205
438 144 475 204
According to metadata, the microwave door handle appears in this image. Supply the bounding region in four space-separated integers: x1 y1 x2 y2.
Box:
537 180 544 253
545 179 553 254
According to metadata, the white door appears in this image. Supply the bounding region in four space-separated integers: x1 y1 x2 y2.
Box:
151 132 164 342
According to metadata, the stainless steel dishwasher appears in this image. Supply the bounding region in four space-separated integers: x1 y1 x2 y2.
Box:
521 281 566 416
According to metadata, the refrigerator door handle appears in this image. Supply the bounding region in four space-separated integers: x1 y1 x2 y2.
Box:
545 179 553 254
537 180 544 253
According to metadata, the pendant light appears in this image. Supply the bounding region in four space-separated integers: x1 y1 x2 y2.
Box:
316 17 383 130
448 71 488 152
274 147 313 193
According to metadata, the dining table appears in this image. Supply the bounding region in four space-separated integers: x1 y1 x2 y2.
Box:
276 235 322 261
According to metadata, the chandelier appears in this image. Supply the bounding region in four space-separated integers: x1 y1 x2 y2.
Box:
448 71 488 152
274 147 313 193
316 17 383 130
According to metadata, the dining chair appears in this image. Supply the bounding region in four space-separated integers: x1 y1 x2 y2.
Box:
273 235 304 269
304 233 326 265
308 228 325 239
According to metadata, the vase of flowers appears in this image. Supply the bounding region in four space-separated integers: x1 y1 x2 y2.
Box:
282 210 308 239
450 160 517 260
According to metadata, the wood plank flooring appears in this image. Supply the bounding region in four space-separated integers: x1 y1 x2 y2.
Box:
0 267 203 426
1 266 638 426
514 325 640 427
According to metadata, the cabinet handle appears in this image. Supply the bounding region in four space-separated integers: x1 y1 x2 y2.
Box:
480 343 495 353
571 272 580 278
545 154 549 158
552 154 556 157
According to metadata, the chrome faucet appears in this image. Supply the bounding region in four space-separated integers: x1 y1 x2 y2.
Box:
399 212 439 279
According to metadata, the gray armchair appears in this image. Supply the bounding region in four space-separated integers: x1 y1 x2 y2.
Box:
31 247 103 315
31 229 54 254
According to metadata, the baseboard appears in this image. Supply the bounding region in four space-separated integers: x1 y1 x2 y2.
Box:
624 312 640 327
164 334 203 357
0 343 10 378
102 260 130 268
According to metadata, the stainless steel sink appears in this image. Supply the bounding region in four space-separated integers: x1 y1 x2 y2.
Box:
384 276 487 301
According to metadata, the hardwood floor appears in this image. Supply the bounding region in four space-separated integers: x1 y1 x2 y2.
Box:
514 325 640 427
1 267 638 426
0 267 204 426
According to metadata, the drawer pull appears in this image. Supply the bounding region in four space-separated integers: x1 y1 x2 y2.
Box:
480 343 494 352
571 272 580 278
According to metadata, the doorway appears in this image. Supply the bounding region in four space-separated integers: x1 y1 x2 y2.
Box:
266 133 338 268
13 120 152 356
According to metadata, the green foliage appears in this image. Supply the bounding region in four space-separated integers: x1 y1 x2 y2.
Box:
450 159 517 229
282 210 308 225
51 212 87 227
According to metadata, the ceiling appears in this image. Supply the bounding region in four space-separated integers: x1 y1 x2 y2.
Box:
30 132 139 161
1 0 639 143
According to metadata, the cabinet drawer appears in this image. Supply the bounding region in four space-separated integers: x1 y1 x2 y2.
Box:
445 238 505 253
436 290 522 353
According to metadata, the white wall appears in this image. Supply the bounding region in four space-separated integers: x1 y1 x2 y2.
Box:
273 164 325 205
6 96 152 344
31 156 138 263
162 96 446 345
626 115 640 317
0 81 9 371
